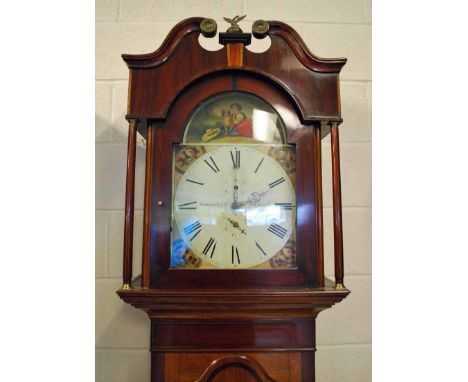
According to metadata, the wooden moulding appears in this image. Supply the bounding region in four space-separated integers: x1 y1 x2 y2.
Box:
266 21 346 73
122 119 138 288
117 288 349 319
330 123 345 287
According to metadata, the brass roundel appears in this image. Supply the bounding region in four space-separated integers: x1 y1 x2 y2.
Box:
252 20 269 39
200 18 217 38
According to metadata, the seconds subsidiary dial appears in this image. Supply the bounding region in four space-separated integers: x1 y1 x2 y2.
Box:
173 145 296 269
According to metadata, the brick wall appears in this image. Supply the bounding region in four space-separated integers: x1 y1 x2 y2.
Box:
95 1 371 381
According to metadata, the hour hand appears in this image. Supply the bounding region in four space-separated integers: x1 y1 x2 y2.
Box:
231 200 239 210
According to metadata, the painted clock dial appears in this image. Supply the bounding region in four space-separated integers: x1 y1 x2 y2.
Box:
172 145 296 269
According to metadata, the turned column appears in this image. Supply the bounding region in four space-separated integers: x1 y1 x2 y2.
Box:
122 119 138 289
315 123 325 287
330 122 345 289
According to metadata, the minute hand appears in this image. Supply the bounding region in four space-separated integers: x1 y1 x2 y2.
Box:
231 161 240 209
237 189 271 207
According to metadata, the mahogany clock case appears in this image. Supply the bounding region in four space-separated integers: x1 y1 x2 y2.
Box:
149 72 321 289
117 17 350 382
123 19 345 124
120 18 347 291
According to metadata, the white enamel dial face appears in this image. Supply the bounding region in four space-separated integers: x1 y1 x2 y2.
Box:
173 145 296 269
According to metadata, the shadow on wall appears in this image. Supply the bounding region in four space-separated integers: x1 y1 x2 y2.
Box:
95 281 151 381
95 114 147 210
95 113 149 351
96 288 149 348
96 112 147 145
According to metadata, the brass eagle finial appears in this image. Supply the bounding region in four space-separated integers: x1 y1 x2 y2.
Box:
223 15 246 33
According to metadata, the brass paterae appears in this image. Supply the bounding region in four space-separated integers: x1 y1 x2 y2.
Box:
200 18 217 37
252 20 270 38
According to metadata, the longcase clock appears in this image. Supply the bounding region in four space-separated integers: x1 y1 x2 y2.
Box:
117 16 350 382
